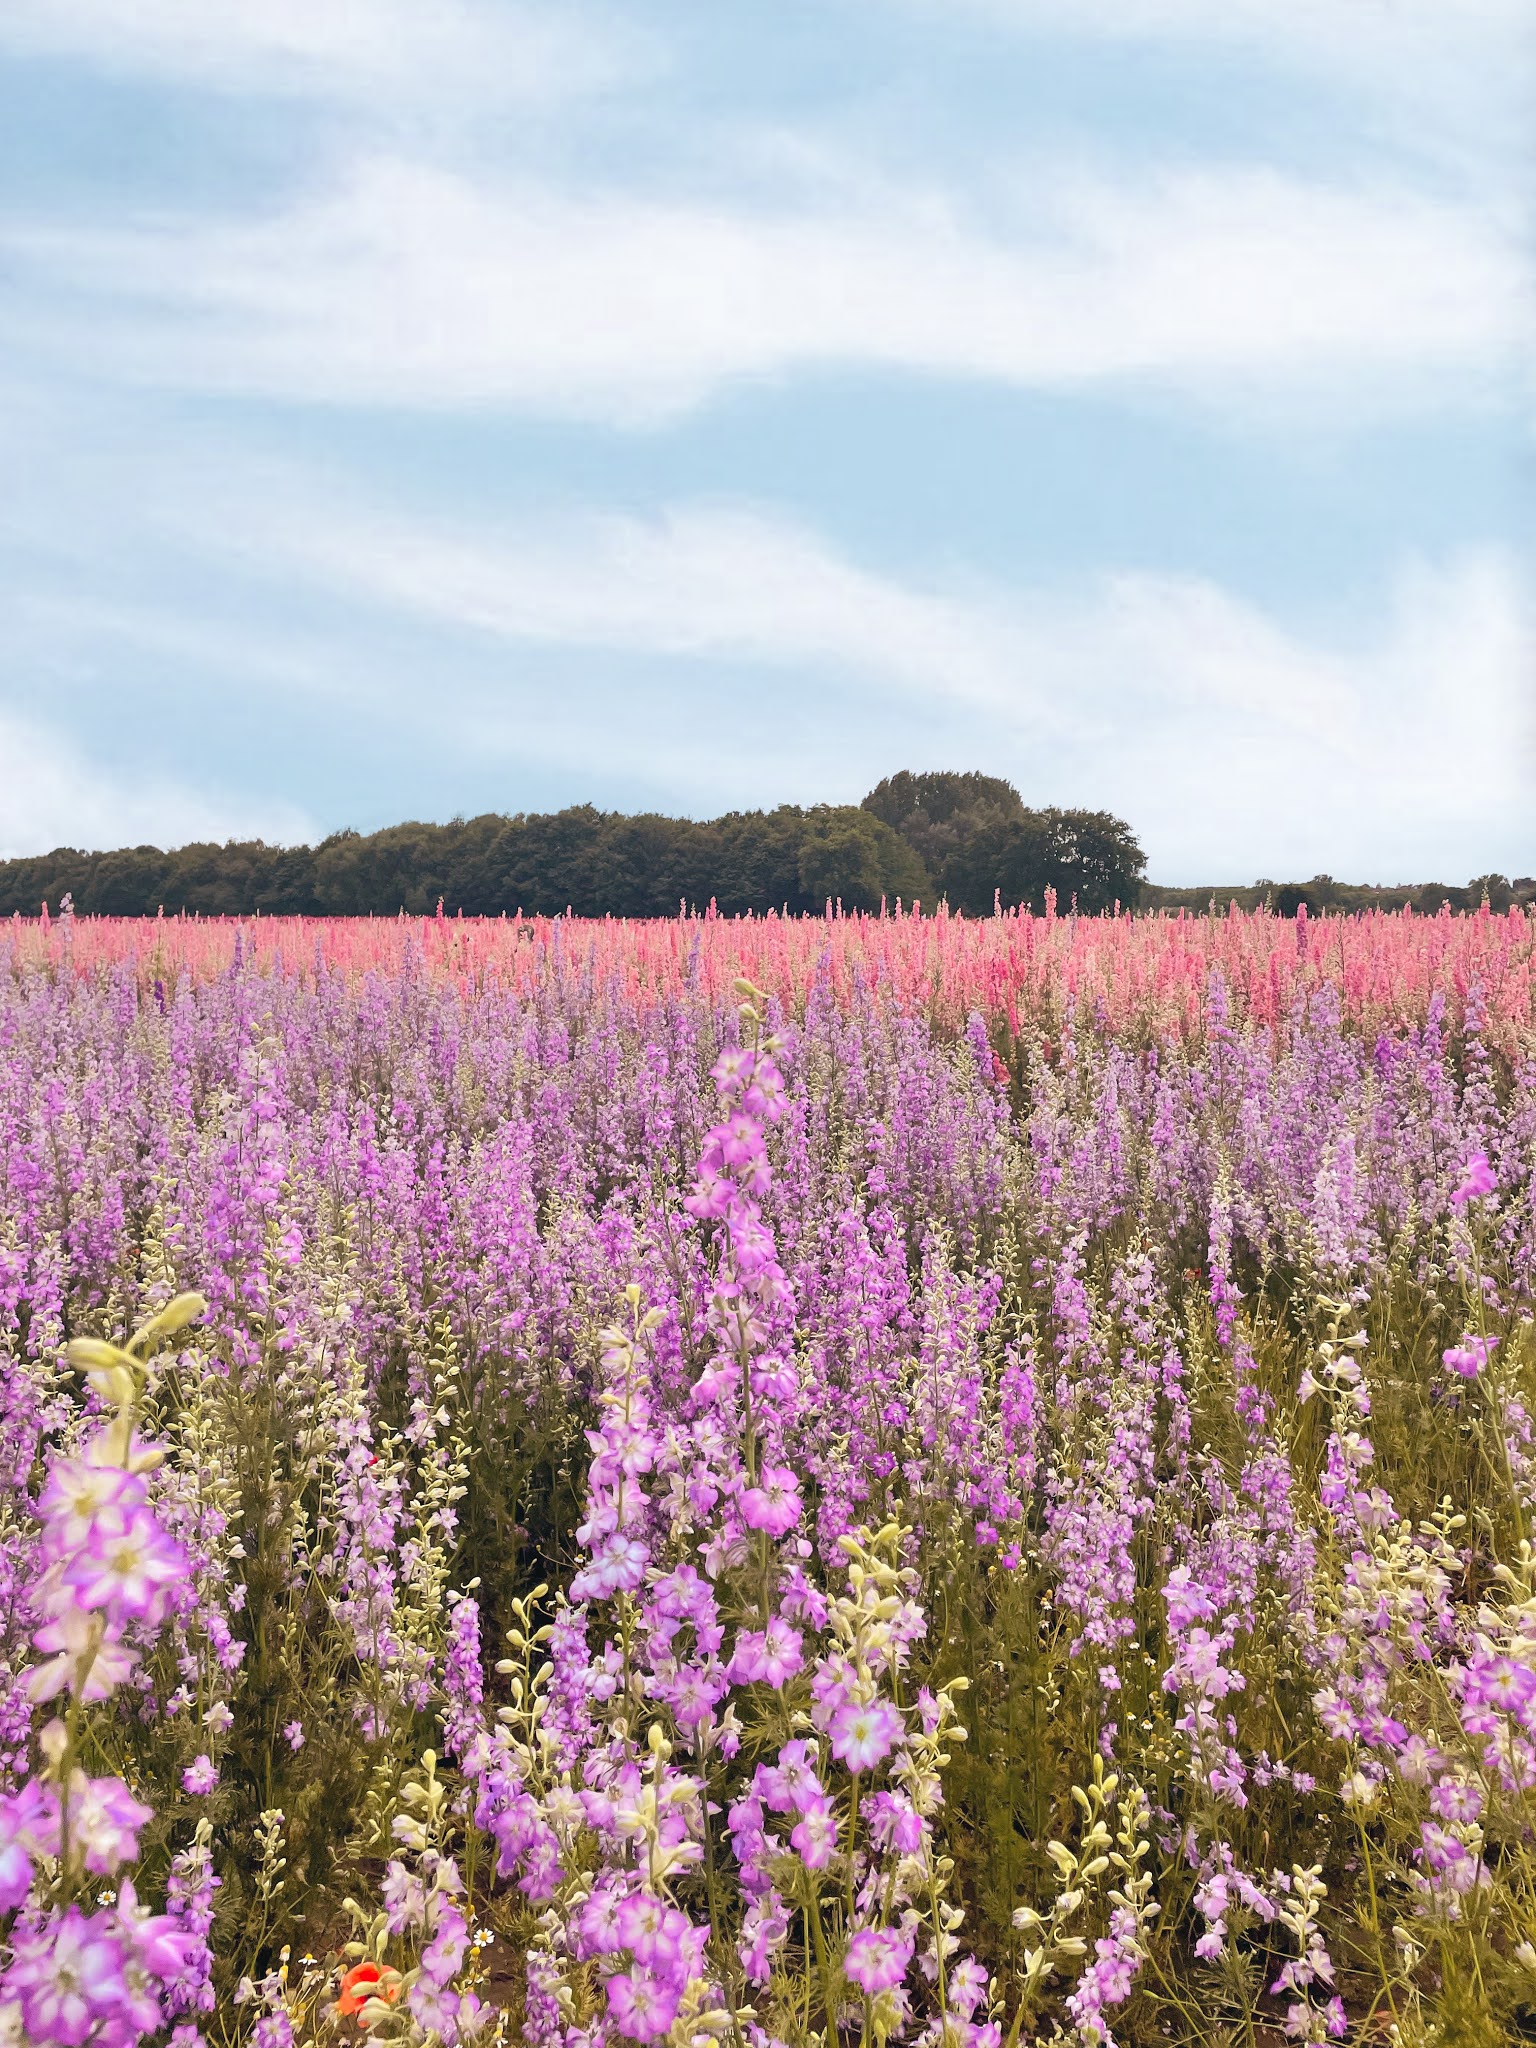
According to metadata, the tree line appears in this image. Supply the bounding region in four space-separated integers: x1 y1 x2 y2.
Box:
7 771 1525 920
1143 873 1536 916
0 772 1152 919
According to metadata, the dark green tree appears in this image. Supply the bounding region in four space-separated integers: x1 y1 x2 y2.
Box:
795 807 930 912
862 771 1024 898
864 773 1143 913
983 807 1146 914
1469 874 1514 911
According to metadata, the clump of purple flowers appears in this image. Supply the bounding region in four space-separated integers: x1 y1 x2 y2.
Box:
1 1294 210 2046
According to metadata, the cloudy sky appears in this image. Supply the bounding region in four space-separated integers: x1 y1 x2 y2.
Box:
1 1 1531 883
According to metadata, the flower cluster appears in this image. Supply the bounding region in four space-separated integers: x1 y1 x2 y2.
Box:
1 1296 208 2046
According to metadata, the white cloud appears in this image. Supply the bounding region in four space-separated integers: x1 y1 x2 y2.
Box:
0 711 315 860
892 0 1533 113
922 0 1530 58
0 0 636 108
275 500 1033 716
873 0 1533 191
217 485 1534 882
3 444 1528 876
5 155 1523 421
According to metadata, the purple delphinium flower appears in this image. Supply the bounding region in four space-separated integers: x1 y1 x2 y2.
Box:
181 1756 219 1798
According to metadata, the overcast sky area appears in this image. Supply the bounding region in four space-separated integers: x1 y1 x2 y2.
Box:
1 1 1532 883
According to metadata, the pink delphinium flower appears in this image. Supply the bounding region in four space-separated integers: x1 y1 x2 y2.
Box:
6 1906 138 2045
62 1501 187 1625
27 1609 140 1704
0 1783 46 1911
181 1756 219 1797
947 1955 989 2017
728 1618 803 1688
605 1964 681 2041
575 1883 627 1958
71 1774 154 1872
36 1460 146 1555
1464 1654 1536 1715
740 1465 802 1538
1429 1778 1483 1824
615 1893 692 1972
844 1924 913 1995
1395 1734 1442 1786
864 1790 925 1855
757 1739 825 1815
829 1697 904 1773
790 1797 839 1870
1442 1336 1494 1380
1451 1152 1496 1205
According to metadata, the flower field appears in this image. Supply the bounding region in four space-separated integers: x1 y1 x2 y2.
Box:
2 906 1535 2047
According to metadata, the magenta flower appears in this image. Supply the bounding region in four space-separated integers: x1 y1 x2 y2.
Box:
829 1697 904 1773
865 1790 925 1855
1442 1336 1494 1379
72 1775 154 1873
1419 1820 1475 1878
182 1755 219 1797
1464 1654 1536 1715
790 1797 839 1870
283 1720 305 1751
61 1502 188 1625
740 1464 802 1537
615 1893 692 1971
578 1534 649 1600
1 1777 59 1862
1451 1152 1496 1205
575 1885 629 1958
407 1978 471 2040
120 1877 204 1991
36 1459 147 1556
756 1739 825 1816
0 1838 32 1914
27 1610 139 1703
729 1618 804 1688
1429 1778 1483 1823
659 1663 727 1731
605 1964 681 2041
948 1955 989 2017
7 1907 134 2046
844 1924 913 1995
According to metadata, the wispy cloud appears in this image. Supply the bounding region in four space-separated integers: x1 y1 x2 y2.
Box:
885 0 1533 114
4 439 1528 876
0 710 315 861
0 0 639 109
871 0 1533 190
201 481 1533 880
908 0 1531 61
4 155 1522 422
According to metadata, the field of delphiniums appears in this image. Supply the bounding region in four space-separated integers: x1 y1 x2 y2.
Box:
2 903 1535 2048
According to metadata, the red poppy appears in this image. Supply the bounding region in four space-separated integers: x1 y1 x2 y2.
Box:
337 1961 400 2018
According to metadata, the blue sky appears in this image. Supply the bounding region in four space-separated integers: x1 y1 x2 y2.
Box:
1 0 1530 883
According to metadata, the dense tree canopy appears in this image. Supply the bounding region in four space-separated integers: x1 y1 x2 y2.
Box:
4 781 1517 918
0 801 929 918
862 772 1146 913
